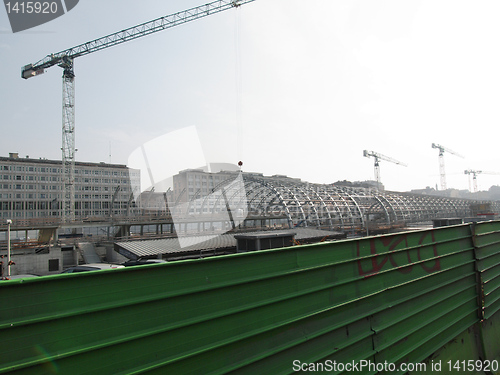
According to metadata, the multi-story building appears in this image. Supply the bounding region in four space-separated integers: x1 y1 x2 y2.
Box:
0 153 140 220
173 168 237 205
171 166 255 225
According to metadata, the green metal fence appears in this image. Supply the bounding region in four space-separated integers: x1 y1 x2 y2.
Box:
1 221 500 374
472 221 500 370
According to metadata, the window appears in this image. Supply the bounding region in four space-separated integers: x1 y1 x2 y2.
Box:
48 259 59 272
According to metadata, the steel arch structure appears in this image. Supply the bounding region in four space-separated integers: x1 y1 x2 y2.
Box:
181 173 500 232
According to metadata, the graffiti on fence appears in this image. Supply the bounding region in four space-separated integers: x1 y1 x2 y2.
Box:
357 231 440 278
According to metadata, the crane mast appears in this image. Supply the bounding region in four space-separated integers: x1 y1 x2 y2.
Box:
432 143 464 191
464 169 481 193
464 169 500 192
363 150 407 189
22 0 255 222
61 57 76 221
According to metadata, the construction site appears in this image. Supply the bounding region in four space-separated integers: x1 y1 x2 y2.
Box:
2 0 500 374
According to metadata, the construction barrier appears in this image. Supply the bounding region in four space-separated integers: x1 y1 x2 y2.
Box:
1 221 500 374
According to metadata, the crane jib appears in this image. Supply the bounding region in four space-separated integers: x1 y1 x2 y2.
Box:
21 0 255 79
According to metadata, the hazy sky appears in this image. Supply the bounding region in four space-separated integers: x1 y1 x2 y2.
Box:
1 0 500 193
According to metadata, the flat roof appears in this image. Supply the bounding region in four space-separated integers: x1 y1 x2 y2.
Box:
0 156 129 169
115 228 344 259
234 231 296 240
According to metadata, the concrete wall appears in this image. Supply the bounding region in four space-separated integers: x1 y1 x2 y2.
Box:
3 247 63 276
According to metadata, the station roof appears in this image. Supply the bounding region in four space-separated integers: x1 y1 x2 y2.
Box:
115 228 344 260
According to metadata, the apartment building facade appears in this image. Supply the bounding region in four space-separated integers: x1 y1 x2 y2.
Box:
0 153 140 220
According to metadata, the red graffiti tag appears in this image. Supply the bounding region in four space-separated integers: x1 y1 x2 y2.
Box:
357 231 440 278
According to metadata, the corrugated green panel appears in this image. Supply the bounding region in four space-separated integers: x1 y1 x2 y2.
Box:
366 225 478 370
476 253 500 272
372 277 476 339
481 309 500 365
373 288 477 361
472 220 500 236
0 223 486 374
409 324 486 375
482 269 500 320
473 221 500 319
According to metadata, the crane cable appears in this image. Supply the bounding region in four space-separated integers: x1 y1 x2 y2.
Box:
234 6 243 166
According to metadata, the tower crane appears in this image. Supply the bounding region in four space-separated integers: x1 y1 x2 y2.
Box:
431 143 464 191
21 0 255 222
363 150 407 188
464 169 500 193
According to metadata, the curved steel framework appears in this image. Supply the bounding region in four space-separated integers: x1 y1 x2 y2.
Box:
184 174 500 232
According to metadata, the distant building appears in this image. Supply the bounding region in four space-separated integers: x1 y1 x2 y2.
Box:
169 165 267 226
334 180 385 190
0 153 140 220
173 168 237 205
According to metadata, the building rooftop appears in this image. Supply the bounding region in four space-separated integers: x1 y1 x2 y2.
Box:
115 228 345 260
1 153 128 169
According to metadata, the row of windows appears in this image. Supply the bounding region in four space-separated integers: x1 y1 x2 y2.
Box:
3 175 58 181
1 164 131 177
2 165 60 173
80 179 129 184
186 174 227 182
187 181 220 187
1 175 130 184
0 185 59 191
0 200 132 210
0 192 131 200
1 184 131 192
0 209 129 219
188 208 228 213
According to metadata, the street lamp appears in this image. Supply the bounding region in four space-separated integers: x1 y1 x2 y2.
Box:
6 220 12 278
